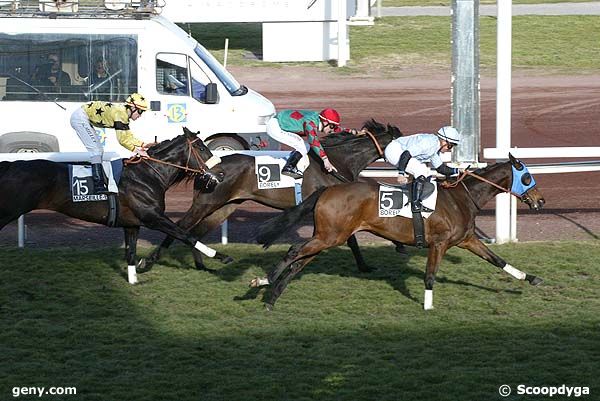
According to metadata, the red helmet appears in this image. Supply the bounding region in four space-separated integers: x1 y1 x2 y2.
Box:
319 108 341 126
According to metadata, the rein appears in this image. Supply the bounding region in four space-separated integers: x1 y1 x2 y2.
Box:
124 137 209 175
442 169 519 210
363 129 386 160
443 170 514 195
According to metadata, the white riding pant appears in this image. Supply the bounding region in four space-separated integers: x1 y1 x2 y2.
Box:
384 140 430 178
266 118 310 171
70 107 103 164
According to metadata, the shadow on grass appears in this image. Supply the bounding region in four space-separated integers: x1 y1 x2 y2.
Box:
160 244 521 307
0 247 596 401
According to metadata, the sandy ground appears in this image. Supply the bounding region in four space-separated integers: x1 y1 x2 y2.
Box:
2 66 600 249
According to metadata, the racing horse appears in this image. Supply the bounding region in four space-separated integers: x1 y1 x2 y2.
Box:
253 154 546 310
0 127 224 283
142 119 403 273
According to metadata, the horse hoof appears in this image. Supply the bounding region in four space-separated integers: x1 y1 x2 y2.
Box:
221 256 234 265
136 258 148 272
265 303 274 312
528 276 543 286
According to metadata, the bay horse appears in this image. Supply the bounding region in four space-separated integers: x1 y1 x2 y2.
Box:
142 119 403 273
252 154 546 310
0 127 225 283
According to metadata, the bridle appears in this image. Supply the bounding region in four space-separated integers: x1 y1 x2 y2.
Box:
125 137 221 185
443 168 535 210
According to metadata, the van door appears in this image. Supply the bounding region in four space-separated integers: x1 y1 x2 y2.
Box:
143 52 218 143
142 52 192 142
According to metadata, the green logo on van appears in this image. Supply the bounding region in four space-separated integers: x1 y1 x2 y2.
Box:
167 103 187 123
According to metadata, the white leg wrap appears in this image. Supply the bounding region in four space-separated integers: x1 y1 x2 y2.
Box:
503 263 527 280
194 241 217 258
205 156 221 169
257 277 270 287
128 265 138 284
424 289 433 310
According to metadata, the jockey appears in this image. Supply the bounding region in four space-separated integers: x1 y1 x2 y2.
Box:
266 108 342 179
70 93 152 194
384 126 461 245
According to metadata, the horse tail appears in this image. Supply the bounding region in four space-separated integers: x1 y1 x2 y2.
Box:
256 186 328 249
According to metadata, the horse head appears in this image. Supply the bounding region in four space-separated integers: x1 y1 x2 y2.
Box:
508 153 545 210
146 127 223 189
361 119 403 147
319 119 403 180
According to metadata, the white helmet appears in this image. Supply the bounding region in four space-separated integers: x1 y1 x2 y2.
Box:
437 126 460 145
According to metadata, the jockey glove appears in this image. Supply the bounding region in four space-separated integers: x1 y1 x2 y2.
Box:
436 164 459 177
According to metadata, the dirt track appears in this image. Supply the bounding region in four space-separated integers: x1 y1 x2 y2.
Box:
2 66 600 248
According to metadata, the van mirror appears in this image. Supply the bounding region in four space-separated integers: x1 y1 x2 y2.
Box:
205 82 218 104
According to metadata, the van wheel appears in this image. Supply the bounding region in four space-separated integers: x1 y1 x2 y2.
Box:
207 136 246 152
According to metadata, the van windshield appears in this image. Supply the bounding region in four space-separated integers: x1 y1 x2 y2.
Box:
194 45 246 96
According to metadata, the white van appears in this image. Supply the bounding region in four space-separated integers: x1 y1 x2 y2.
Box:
0 1 277 156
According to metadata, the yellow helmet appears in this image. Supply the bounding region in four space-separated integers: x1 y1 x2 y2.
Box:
125 93 149 111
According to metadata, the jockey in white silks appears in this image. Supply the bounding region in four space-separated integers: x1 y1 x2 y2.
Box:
383 126 462 246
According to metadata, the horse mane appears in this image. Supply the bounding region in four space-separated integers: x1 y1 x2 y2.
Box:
144 131 197 186
147 134 186 156
320 119 403 150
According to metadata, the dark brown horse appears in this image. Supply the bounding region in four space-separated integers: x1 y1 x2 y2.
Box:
253 154 546 310
0 127 224 283
141 119 404 272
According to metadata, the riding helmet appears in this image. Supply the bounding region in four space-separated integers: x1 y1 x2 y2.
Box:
126 93 149 111
437 126 460 145
319 108 341 126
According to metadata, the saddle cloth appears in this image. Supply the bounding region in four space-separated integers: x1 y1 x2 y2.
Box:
69 159 123 202
378 181 438 219
254 155 304 189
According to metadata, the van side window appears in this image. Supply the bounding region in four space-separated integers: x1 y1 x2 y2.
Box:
156 53 189 96
189 59 212 103
0 33 138 103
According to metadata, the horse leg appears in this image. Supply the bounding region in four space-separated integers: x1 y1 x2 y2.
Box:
188 204 239 270
142 235 175 271
458 236 543 285
144 203 239 271
393 240 409 256
249 242 305 288
265 255 317 311
423 242 447 310
264 235 340 309
136 212 229 266
123 227 140 284
346 235 376 273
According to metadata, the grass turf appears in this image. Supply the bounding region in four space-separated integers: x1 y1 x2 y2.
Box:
0 241 598 400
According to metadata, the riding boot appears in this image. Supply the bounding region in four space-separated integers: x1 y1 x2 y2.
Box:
282 151 303 179
411 176 426 248
91 163 109 195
